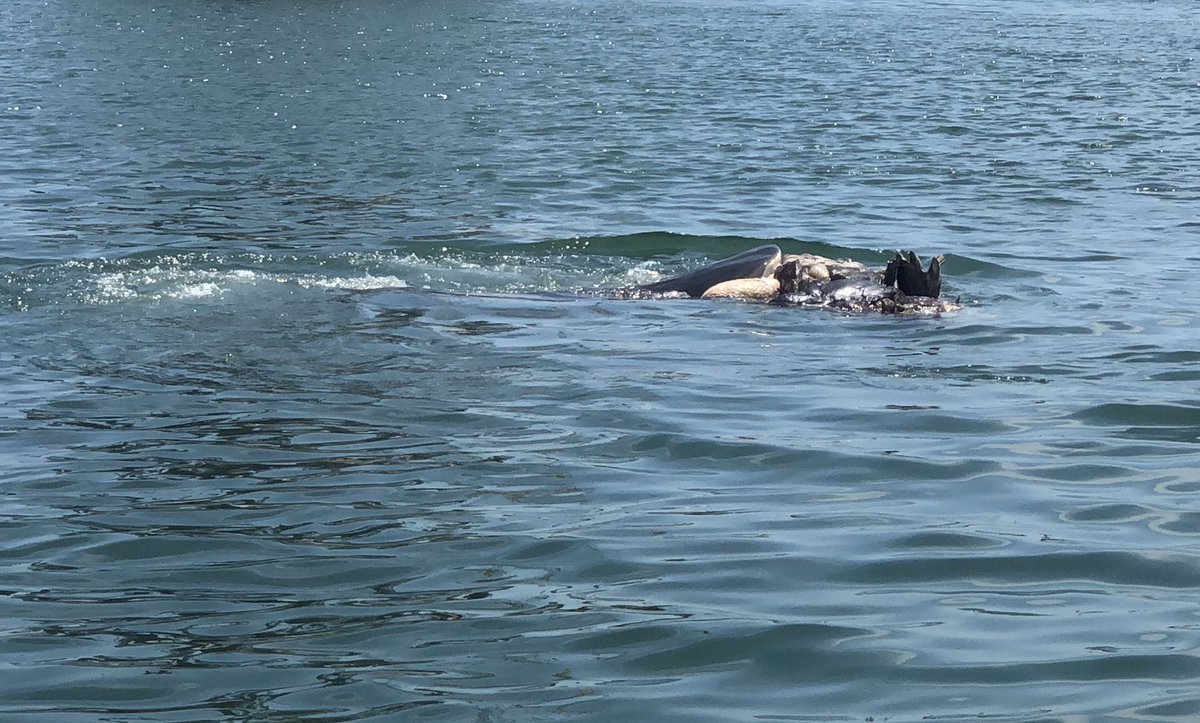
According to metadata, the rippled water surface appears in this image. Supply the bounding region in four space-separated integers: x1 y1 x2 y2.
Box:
4 0 1200 720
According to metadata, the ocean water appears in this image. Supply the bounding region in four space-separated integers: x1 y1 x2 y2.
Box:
3 0 1200 720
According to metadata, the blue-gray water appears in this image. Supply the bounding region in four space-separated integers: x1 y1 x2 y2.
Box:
3 0 1200 720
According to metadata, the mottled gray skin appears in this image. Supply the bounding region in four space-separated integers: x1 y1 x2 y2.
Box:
775 276 949 314
772 251 950 313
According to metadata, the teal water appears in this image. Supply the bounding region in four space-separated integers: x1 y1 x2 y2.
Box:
3 0 1200 721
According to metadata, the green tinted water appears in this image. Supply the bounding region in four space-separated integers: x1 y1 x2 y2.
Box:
3 0 1200 720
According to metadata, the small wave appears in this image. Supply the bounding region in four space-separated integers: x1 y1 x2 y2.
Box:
841 550 1200 588
1068 402 1200 445
1072 402 1200 427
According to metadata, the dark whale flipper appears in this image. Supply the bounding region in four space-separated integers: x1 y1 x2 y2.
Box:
639 244 783 297
884 251 943 298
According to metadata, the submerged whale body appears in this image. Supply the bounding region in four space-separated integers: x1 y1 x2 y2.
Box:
632 244 957 313
638 244 783 297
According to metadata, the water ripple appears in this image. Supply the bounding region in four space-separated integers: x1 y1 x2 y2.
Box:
6 0 1200 720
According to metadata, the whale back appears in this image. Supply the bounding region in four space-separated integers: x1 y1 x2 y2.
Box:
639 244 783 297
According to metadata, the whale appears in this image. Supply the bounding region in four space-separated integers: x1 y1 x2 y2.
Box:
630 244 956 313
637 244 783 297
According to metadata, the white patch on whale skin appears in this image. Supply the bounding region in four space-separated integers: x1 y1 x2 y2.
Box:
701 277 781 301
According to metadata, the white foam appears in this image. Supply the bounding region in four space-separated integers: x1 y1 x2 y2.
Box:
89 272 141 302
621 262 663 286
298 274 408 291
171 282 223 299
78 261 417 305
